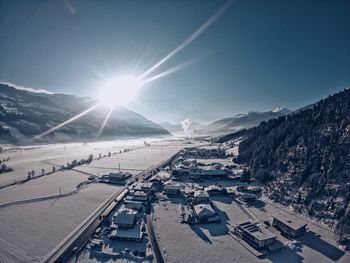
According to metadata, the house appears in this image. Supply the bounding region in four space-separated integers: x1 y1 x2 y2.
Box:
163 183 181 196
149 177 163 188
112 208 137 229
272 213 307 238
172 165 190 177
90 239 103 248
233 221 277 249
204 185 225 196
110 224 143 242
194 190 210 204
134 182 154 193
127 190 150 203
193 204 220 223
101 172 132 184
123 200 144 211
188 168 228 180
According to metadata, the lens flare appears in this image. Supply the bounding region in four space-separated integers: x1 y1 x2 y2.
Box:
98 75 142 107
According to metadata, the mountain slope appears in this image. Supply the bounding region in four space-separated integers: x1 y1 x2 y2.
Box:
197 107 291 136
237 88 350 233
0 83 170 144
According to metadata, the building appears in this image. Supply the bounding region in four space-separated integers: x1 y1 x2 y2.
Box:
233 221 276 249
123 200 144 211
204 185 225 196
127 190 150 203
194 190 210 204
239 193 257 203
134 182 154 193
172 165 190 177
90 239 103 248
163 183 181 196
272 213 307 238
112 208 137 229
188 168 228 180
193 204 220 223
101 172 132 184
110 224 143 242
148 177 162 188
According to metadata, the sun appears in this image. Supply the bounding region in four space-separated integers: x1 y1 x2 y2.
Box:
98 75 143 107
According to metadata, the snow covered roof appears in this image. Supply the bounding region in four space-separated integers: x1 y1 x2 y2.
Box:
204 185 223 192
108 172 131 179
194 190 209 198
114 208 137 226
193 204 216 219
164 182 180 190
111 224 143 240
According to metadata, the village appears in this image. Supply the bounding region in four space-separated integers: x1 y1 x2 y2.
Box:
74 140 349 263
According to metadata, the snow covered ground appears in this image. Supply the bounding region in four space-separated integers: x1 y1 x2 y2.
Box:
153 194 350 263
152 198 260 263
0 139 195 262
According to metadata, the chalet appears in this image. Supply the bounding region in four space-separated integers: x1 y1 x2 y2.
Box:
112 208 137 229
204 185 225 196
194 190 210 204
134 182 155 193
193 204 220 223
233 221 276 249
127 190 150 203
189 168 228 180
272 213 307 238
110 224 143 242
101 172 132 185
123 200 144 212
148 176 162 188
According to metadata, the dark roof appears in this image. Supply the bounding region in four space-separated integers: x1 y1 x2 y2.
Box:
273 213 307 231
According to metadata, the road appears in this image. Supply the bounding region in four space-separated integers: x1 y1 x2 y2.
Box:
41 149 181 263
146 213 165 263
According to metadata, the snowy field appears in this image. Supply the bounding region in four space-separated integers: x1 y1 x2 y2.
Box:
0 184 118 263
0 139 194 262
0 138 178 186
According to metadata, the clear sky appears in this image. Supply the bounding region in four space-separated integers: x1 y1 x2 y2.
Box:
1 0 350 123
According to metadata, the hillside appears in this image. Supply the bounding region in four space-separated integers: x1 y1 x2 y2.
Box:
0 84 170 144
196 108 291 136
237 88 350 234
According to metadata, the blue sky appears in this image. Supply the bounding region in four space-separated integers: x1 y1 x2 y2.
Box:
1 0 350 122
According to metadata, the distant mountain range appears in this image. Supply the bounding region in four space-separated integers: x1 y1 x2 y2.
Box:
197 107 291 135
160 107 292 137
0 84 170 144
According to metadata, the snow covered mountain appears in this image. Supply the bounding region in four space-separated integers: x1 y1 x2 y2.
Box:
0 83 170 144
196 107 292 136
237 88 350 232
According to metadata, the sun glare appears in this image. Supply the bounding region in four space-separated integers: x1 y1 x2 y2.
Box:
98 75 142 107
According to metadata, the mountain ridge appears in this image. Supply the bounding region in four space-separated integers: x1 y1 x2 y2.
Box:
235 88 350 234
0 84 170 144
